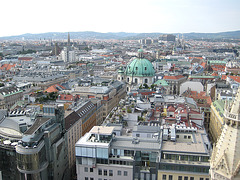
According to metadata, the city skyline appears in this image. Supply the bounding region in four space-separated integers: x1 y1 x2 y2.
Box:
1 0 240 37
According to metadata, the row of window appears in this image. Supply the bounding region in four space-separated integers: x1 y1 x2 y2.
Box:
98 169 128 176
127 77 149 84
84 167 128 176
160 164 209 173
84 167 128 177
162 175 209 180
109 159 133 166
162 153 209 162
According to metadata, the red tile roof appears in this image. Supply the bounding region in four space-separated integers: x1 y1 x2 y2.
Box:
167 106 175 112
0 64 16 71
182 90 212 107
58 94 76 101
211 65 225 72
139 91 155 96
44 84 66 93
211 72 218 76
18 57 33 61
221 75 227 80
229 76 240 83
200 62 207 68
163 75 185 80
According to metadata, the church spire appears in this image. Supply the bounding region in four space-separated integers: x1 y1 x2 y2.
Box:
210 87 240 179
225 87 240 127
67 32 70 47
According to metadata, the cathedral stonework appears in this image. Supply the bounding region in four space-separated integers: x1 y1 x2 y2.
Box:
210 88 240 180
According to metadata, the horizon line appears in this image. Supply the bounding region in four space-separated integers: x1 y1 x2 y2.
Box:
1 30 240 38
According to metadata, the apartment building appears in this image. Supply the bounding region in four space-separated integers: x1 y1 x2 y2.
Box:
0 105 69 180
163 75 186 95
76 123 211 180
73 81 126 119
0 86 23 109
75 126 161 180
159 125 211 180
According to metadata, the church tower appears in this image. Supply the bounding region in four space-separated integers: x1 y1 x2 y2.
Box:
210 87 240 179
67 32 70 62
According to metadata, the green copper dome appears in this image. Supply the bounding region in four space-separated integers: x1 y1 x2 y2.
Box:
125 57 155 77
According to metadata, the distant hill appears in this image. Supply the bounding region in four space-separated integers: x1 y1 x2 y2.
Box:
181 31 240 39
0 30 240 40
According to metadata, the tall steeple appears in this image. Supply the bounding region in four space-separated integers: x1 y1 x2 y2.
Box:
210 88 240 179
66 32 70 62
67 32 70 47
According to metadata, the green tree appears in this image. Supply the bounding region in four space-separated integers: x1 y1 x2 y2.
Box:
143 83 149 89
151 84 156 91
17 49 36 54
138 116 144 122
84 47 91 52
127 108 132 113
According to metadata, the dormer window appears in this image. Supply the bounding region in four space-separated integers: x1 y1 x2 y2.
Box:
145 67 147 70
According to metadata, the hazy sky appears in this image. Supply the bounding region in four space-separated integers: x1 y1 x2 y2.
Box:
1 0 240 37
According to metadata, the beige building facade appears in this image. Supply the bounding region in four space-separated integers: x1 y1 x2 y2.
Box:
209 100 225 144
0 86 23 109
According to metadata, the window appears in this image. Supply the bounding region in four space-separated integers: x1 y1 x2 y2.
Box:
136 67 138 70
135 78 138 84
117 170 121 175
124 171 128 176
145 67 147 70
190 177 194 180
104 169 107 176
109 170 113 176
169 175 173 180
184 135 187 139
178 176 182 180
90 178 94 180
205 179 209 180
162 175 166 180
98 169 102 175
84 167 88 172
176 135 179 138
200 178 204 180
85 178 88 180
90 168 93 172
188 136 191 139
136 134 140 137
184 177 188 180
145 79 148 83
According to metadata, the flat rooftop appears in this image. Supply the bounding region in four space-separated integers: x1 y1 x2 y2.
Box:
76 132 110 147
90 126 114 135
161 130 209 154
111 137 161 151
